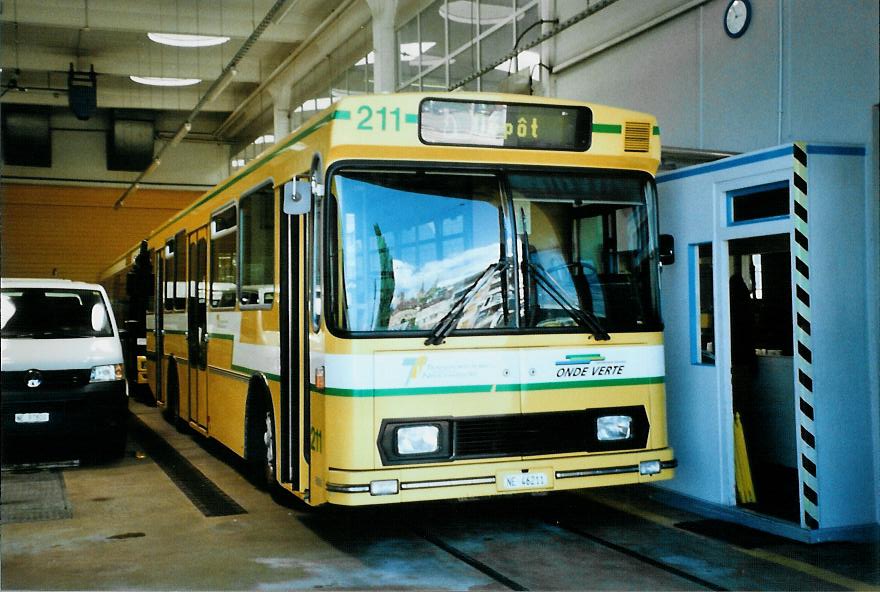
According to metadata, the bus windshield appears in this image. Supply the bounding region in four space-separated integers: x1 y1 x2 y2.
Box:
329 168 660 336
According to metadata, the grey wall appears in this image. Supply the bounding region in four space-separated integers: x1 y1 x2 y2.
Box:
553 0 879 154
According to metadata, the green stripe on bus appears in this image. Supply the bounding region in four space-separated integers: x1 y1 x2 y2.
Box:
653 126 661 135
405 113 418 124
333 111 351 120
208 333 235 341
593 123 622 134
521 376 665 391
319 376 663 397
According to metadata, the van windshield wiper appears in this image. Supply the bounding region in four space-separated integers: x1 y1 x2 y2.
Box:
529 262 611 341
424 259 507 346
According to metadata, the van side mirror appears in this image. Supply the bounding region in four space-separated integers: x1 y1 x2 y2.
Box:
282 179 312 215
659 234 675 265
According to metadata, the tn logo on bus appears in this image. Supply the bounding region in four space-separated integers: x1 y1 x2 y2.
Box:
402 356 428 385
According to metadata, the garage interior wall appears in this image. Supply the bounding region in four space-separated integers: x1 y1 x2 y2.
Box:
552 0 878 154
0 184 202 282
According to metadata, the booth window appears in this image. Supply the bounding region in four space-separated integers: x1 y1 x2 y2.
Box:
728 181 790 225
239 185 275 309
690 243 715 365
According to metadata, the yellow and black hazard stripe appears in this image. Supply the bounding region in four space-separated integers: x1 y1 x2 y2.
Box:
792 142 818 530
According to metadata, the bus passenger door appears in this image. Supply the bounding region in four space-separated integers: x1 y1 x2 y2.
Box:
187 227 209 429
153 250 165 405
280 203 308 493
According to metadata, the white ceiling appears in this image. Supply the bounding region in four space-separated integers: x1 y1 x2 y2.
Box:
1 0 349 141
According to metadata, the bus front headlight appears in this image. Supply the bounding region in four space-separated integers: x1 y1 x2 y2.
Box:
396 425 440 455
596 415 633 441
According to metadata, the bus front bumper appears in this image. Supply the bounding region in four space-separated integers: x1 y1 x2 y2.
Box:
321 448 676 506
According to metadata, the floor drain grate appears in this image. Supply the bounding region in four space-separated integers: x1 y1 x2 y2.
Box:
0 469 73 524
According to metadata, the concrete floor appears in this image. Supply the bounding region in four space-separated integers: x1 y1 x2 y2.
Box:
1 399 878 591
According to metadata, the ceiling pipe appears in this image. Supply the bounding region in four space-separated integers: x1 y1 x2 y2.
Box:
213 0 364 139
114 0 290 209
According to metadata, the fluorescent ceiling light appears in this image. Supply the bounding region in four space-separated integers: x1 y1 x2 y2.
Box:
130 75 201 87
148 33 230 47
439 0 510 25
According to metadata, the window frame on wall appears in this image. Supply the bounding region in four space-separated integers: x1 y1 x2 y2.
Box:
727 180 791 226
690 242 715 365
397 0 542 93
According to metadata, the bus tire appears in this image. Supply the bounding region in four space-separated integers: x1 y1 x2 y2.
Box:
246 383 276 491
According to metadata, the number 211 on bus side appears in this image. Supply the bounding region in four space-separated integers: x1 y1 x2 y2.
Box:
102 92 676 507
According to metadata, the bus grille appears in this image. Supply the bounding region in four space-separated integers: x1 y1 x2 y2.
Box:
624 121 651 152
452 407 650 459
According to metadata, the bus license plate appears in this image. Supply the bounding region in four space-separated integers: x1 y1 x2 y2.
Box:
15 412 49 424
498 470 551 491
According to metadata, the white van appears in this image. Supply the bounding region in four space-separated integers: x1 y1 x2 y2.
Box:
1 278 128 462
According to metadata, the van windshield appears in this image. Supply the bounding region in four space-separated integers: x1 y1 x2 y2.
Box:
1 288 114 338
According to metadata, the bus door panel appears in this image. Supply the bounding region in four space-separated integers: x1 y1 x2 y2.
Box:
153 250 165 405
280 207 308 492
187 227 209 429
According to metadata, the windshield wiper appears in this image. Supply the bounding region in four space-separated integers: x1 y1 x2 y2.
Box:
424 259 507 346
529 262 611 341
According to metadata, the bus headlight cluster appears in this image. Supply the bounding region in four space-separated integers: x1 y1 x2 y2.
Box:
379 420 451 464
396 425 440 455
596 415 633 441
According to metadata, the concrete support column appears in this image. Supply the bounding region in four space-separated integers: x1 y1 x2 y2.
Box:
541 0 557 97
366 0 398 93
269 83 292 140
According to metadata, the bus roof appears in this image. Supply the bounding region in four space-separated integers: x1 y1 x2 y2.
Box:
101 92 661 279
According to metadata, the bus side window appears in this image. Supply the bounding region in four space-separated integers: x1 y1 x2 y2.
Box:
173 231 187 310
164 238 175 312
145 249 156 314
210 205 238 309
239 184 275 309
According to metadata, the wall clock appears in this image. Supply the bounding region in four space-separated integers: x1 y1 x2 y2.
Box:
724 0 751 38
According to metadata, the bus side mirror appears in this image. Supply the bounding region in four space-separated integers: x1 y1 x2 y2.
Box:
283 180 312 215
659 234 675 265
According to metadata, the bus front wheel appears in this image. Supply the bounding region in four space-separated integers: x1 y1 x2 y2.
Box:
247 389 277 491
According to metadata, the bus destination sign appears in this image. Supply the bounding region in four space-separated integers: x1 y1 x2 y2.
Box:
419 99 592 151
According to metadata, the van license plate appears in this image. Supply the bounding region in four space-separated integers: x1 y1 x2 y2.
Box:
15 413 49 424
498 470 551 491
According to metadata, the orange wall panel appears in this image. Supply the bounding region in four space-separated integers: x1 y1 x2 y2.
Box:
0 183 202 282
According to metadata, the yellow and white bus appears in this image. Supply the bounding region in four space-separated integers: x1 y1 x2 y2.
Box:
102 92 676 506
